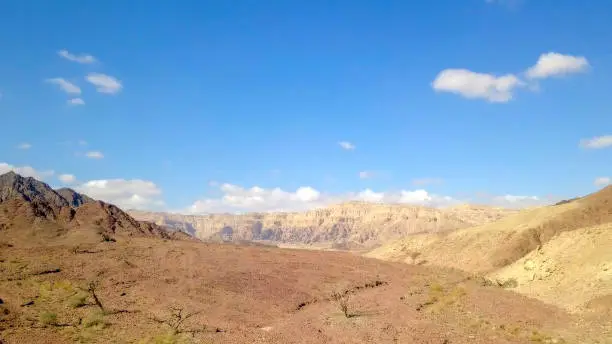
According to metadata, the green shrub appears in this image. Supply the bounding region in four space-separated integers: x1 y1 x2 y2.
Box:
82 310 108 329
68 292 89 308
39 311 57 325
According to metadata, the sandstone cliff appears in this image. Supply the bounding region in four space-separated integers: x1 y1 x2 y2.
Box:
129 202 517 247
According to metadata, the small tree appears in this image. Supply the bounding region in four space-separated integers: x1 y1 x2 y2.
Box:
330 290 351 318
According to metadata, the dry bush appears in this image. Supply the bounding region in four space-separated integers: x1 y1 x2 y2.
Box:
330 290 351 318
152 306 203 335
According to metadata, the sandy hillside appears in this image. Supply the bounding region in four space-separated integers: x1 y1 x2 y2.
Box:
366 186 612 313
489 223 612 313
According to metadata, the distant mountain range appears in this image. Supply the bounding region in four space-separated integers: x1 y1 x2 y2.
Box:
0 171 191 246
129 202 518 248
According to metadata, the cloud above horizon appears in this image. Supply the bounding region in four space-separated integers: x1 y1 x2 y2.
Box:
17 143 32 150
75 179 165 209
85 73 123 94
432 52 589 102
185 183 549 214
594 177 610 187
432 69 523 103
580 135 612 149
68 98 85 106
58 49 97 64
526 52 589 79
85 151 104 159
0 162 54 181
338 141 356 150
58 174 76 184
45 78 81 95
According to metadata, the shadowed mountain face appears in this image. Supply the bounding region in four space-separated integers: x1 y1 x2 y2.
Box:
56 188 95 207
0 172 69 219
0 172 192 246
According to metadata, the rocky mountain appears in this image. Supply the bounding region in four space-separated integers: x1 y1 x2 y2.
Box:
129 202 517 247
0 172 191 246
56 187 95 207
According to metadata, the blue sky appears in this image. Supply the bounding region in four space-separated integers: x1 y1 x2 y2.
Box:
1 0 611 213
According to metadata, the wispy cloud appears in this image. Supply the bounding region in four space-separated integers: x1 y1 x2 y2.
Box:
338 141 356 150
58 174 77 184
412 177 444 186
68 98 85 106
580 135 612 149
58 49 97 64
358 171 374 179
85 73 122 94
45 78 81 95
17 143 32 150
85 151 104 159
594 177 610 187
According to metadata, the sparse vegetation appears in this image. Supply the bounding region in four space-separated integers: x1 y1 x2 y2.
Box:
82 310 109 329
138 331 193 344
152 306 203 334
39 311 58 326
68 292 89 308
83 280 105 312
330 289 351 318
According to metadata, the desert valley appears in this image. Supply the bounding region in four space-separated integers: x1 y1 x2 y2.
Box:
0 171 610 343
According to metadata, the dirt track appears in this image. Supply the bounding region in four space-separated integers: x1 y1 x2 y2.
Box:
1 238 608 343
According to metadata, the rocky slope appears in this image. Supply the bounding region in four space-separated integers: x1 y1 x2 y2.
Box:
129 202 517 247
0 172 191 246
366 185 612 313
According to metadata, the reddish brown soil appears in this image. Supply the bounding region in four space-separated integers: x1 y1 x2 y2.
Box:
0 238 607 344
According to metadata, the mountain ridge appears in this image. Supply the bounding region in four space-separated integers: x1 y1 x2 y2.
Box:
0 172 192 245
129 201 518 247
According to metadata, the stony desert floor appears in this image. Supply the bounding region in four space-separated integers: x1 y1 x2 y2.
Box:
1 238 609 344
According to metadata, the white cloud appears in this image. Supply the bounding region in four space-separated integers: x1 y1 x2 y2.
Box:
75 179 164 209
58 49 97 64
85 73 122 94
17 143 32 150
526 52 589 79
580 135 612 149
338 141 356 150
187 184 460 214
58 174 76 184
594 177 610 187
68 98 85 106
0 162 54 180
78 140 88 146
356 189 386 203
359 171 374 179
432 69 523 103
85 151 104 159
45 78 81 95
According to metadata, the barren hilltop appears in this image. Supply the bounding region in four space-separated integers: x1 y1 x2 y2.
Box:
129 202 516 248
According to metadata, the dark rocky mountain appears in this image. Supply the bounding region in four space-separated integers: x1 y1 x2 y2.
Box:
0 172 193 245
56 187 95 207
0 171 69 217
